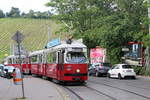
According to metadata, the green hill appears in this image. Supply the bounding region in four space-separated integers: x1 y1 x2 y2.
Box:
0 18 63 62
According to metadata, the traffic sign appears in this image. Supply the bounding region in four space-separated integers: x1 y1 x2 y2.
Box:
12 31 24 43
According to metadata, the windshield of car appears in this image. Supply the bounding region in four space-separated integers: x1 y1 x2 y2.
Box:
122 65 132 69
66 52 86 63
4 66 15 72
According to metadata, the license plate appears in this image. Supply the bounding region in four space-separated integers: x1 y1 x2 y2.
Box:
126 70 132 72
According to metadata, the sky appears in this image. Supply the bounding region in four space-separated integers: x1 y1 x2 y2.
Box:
0 0 50 13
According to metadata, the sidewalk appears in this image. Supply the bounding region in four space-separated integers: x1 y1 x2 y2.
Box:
137 75 150 80
0 77 69 100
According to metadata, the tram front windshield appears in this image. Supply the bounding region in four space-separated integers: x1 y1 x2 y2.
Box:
66 52 86 63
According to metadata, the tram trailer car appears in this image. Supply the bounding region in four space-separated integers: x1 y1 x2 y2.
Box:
29 39 88 83
4 55 31 74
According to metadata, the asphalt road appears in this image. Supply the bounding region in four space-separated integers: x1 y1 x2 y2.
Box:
64 76 150 100
0 76 150 100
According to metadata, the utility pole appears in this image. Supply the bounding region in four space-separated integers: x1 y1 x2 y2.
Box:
148 7 150 34
143 0 150 72
48 27 51 42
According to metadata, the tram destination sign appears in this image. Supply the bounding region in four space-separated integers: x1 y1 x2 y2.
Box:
46 38 61 48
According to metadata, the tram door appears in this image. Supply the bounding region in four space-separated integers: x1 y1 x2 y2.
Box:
57 51 64 80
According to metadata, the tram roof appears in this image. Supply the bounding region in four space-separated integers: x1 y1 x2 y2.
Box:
29 39 87 55
45 40 86 51
29 49 45 56
56 40 86 48
5 55 26 58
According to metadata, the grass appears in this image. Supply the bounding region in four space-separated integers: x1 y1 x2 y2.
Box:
0 18 63 62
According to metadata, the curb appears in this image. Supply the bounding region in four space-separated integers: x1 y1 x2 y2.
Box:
137 75 150 80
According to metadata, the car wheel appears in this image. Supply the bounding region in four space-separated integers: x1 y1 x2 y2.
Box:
107 73 110 78
118 73 122 80
132 76 136 79
88 72 91 76
96 71 99 77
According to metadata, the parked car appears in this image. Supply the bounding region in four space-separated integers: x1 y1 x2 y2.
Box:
88 64 96 76
107 64 136 79
0 65 15 79
88 62 111 77
0 64 5 77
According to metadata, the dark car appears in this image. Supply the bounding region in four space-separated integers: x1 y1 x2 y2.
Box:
88 64 96 76
89 62 111 77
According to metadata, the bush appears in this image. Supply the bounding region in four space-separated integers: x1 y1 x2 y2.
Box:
132 66 143 75
132 66 150 76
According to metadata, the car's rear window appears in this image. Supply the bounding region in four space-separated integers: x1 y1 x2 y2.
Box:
122 65 132 69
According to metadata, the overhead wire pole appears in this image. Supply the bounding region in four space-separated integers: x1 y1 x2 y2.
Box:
143 0 150 71
48 27 51 42
148 7 150 34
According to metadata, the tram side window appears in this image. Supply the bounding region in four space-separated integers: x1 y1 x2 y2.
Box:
15 58 25 64
31 56 38 63
39 55 43 63
53 52 56 63
15 58 20 64
47 52 56 63
8 58 12 64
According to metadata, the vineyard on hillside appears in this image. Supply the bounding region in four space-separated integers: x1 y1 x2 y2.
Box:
0 18 63 62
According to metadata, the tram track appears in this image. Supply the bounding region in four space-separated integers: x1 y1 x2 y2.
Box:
84 85 117 100
63 86 84 100
62 84 117 100
88 80 150 100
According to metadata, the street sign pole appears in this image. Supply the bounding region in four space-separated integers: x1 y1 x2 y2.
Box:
17 42 25 99
12 31 25 99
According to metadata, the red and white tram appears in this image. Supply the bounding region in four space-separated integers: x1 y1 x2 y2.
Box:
29 39 88 83
4 55 31 74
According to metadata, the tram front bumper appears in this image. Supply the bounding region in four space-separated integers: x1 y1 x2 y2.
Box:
63 73 88 81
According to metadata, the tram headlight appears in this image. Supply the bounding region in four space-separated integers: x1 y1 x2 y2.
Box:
76 69 80 73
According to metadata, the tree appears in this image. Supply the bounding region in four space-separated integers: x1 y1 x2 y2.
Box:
46 0 148 64
25 10 36 18
0 9 5 18
7 7 20 17
21 12 26 18
142 0 150 75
